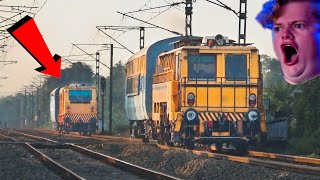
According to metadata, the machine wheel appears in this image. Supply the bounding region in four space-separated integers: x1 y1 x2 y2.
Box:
157 134 165 145
142 137 149 143
181 122 195 150
235 141 248 155
215 142 223 153
166 141 174 147
58 125 62 133
184 138 194 150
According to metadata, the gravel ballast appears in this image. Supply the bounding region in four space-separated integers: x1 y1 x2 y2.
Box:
85 144 320 180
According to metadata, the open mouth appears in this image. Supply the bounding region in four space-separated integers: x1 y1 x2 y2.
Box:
281 44 298 65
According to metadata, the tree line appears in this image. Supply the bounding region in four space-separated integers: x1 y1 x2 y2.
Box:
0 61 128 134
261 54 320 154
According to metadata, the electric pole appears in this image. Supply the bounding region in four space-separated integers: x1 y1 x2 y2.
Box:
185 0 193 37
204 0 248 45
139 27 145 49
24 89 27 128
238 0 247 45
31 91 34 128
36 87 39 128
96 26 153 50
71 43 111 131
96 52 100 122
100 77 106 133
109 44 113 135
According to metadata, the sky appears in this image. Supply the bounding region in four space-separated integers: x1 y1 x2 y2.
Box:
0 0 272 97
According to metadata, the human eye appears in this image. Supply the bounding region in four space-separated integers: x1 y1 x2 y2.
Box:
293 23 306 29
273 26 282 32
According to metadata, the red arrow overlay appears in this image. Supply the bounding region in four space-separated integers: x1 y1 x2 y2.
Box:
7 15 61 78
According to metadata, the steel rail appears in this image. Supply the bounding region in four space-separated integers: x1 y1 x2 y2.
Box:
24 143 85 180
69 143 181 180
0 133 17 141
8 130 59 143
248 151 320 166
35 129 156 144
158 145 320 176
5 129 180 179
0 132 85 179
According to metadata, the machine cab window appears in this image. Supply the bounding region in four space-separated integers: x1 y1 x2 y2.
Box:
225 54 247 81
188 54 216 80
69 90 92 103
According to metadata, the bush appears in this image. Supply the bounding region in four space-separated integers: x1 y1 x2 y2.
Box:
290 128 320 155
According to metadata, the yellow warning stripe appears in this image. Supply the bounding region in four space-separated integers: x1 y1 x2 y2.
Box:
64 114 97 123
198 112 246 122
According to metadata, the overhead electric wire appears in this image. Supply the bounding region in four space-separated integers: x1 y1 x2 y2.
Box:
0 5 38 8
0 15 16 22
96 28 134 54
11 7 36 15
0 0 46 63
124 2 183 14
110 0 179 40
71 43 110 69
64 59 95 62
33 0 47 16
117 11 183 36
62 53 95 58
0 23 15 29
204 0 238 17
0 13 22 24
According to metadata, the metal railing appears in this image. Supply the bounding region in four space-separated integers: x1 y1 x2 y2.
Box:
181 76 262 112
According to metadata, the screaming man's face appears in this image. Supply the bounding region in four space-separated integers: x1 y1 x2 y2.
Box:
272 1 320 84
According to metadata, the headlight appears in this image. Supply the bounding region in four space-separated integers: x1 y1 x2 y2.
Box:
184 108 198 123
249 94 256 101
186 111 196 121
249 93 256 107
187 92 195 106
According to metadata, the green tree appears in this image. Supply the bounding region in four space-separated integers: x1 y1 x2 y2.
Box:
260 54 285 87
0 62 95 128
102 61 127 134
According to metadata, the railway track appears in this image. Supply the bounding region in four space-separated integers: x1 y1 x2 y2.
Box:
0 129 58 143
35 129 320 169
157 144 320 176
0 129 180 180
33 129 156 144
6 128 320 177
22 129 320 175
248 150 320 166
